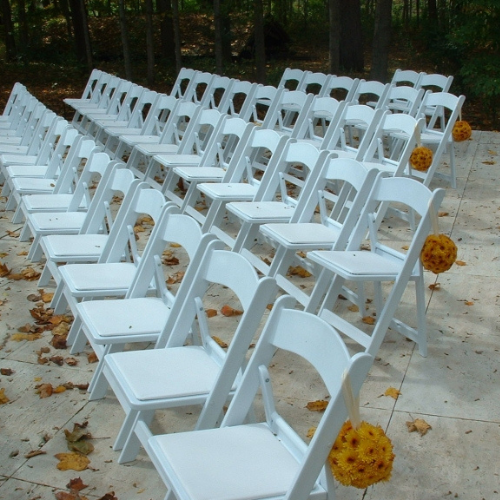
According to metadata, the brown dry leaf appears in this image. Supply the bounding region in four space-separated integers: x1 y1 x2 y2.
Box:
10 332 43 342
170 242 182 248
0 261 10 277
306 427 317 438
87 352 98 364
455 260 467 266
401 245 409 250
1 368 14 376
55 452 90 471
50 355 64 366
52 322 71 336
133 224 146 233
162 253 180 266
67 477 88 492
0 388 9 404
97 493 118 500
24 449 46 459
384 387 402 399
362 316 376 325
166 270 185 284
347 304 359 312
51 334 68 349
54 385 67 394
36 383 54 398
212 336 228 348
5 230 19 238
406 417 432 436
221 304 243 317
438 211 449 217
205 309 217 318
306 400 329 412
55 491 83 500
465 301 474 306
266 303 273 310
482 160 496 165
65 357 78 366
428 283 441 291
288 265 312 278
21 267 41 281
17 250 28 256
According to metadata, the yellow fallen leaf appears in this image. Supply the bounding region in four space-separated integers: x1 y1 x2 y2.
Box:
406 417 432 436
347 304 359 312
170 242 181 248
87 352 98 364
384 387 401 399
0 388 9 404
205 309 217 318
438 211 449 217
221 305 243 317
362 316 376 325
428 283 441 291
10 332 43 342
482 160 496 165
306 427 316 438
306 400 329 412
455 260 467 266
54 385 67 394
36 383 53 398
0 262 10 277
464 301 474 306
55 452 90 471
212 336 228 348
288 266 312 278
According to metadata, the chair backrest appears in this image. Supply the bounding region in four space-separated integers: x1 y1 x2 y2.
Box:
1 83 27 119
391 68 425 88
218 80 259 119
298 71 331 95
295 95 347 148
169 68 198 99
362 112 422 176
386 85 425 115
200 294 373 498
32 117 69 165
243 85 284 127
79 163 138 235
157 100 203 148
138 93 179 138
41 125 81 179
77 69 104 101
418 73 454 93
79 73 121 111
183 71 216 106
277 68 309 91
324 104 386 159
201 75 234 110
351 79 391 109
320 75 360 101
23 108 57 154
18 101 47 145
97 182 169 264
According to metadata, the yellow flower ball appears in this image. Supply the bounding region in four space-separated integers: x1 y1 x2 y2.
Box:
420 233 458 274
452 120 472 142
329 421 395 488
410 146 433 171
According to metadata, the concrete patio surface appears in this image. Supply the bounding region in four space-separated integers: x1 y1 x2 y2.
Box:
0 130 499 500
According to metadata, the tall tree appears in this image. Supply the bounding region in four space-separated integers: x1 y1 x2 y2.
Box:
145 0 155 84
254 0 266 83
214 0 232 72
68 0 93 69
339 0 364 71
158 0 175 61
370 0 393 82
328 0 341 74
171 0 182 73
118 0 133 80
1 0 17 60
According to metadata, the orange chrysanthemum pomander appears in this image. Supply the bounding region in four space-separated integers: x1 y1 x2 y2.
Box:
452 120 472 142
420 233 458 274
410 146 433 171
328 420 395 489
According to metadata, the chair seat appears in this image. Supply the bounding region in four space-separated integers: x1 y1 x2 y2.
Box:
307 250 403 279
260 222 340 248
59 262 137 292
42 234 110 259
106 346 224 401
135 143 180 155
147 423 305 500
22 194 86 212
198 182 257 200
0 154 37 166
104 126 142 136
6 165 49 178
175 166 225 181
78 297 169 338
119 134 160 146
29 212 87 231
154 154 201 167
226 201 296 223
11 177 58 193
0 145 29 155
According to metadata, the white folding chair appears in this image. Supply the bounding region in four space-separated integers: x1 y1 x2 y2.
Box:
63 69 105 109
224 142 330 259
351 79 391 109
97 241 276 463
391 68 425 88
417 74 454 130
27 162 135 262
266 90 314 136
217 80 259 119
320 75 360 101
0 83 28 125
306 174 446 357
260 158 379 303
182 71 216 106
139 294 372 500
169 68 198 99
386 85 425 115
277 67 309 91
15 136 100 227
161 117 255 210
298 71 331 95
196 129 290 231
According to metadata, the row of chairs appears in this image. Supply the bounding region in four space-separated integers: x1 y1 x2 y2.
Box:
0 71 450 500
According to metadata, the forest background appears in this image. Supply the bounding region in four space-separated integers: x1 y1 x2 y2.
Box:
0 0 499 129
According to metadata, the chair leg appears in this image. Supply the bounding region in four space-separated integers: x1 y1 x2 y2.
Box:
11 204 24 223
68 316 85 351
51 282 69 314
19 221 32 242
27 236 43 261
118 410 155 463
414 276 428 357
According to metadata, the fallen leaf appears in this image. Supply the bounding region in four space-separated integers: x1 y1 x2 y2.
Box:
406 417 432 436
347 304 359 312
438 211 449 217
54 385 67 394
36 383 53 398
384 387 401 399
212 336 228 348
41 291 54 303
455 260 467 266
97 493 118 500
0 368 13 376
24 449 46 459
67 477 88 492
87 352 98 364
221 304 243 317
0 262 10 277
482 160 495 165
55 452 90 471
288 265 312 278
51 334 68 349
0 388 9 404
428 283 441 291
10 332 42 342
205 309 217 318
306 400 329 412
166 270 185 284
362 316 376 325
65 357 78 366
401 245 409 250
55 491 81 500
306 427 316 438
465 301 474 306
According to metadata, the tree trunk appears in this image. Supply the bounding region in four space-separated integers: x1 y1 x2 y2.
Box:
254 0 266 83
339 0 364 71
118 0 133 80
158 0 175 61
145 0 155 85
328 0 340 74
1 0 17 60
369 0 392 82
17 0 29 49
214 0 223 73
68 0 92 69
171 0 182 73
